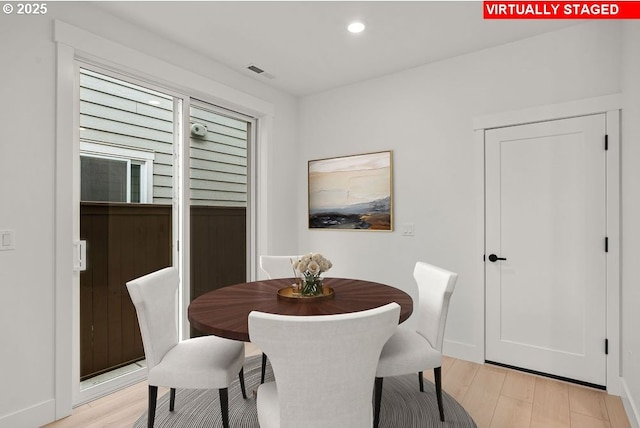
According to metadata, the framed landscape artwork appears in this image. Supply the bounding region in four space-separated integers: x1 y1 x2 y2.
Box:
308 151 393 230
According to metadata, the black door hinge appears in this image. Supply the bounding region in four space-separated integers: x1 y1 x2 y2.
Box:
605 134 609 151
605 338 609 355
605 237 609 253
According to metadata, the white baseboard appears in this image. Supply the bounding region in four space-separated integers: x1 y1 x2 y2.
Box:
0 399 55 428
443 339 483 364
621 378 640 428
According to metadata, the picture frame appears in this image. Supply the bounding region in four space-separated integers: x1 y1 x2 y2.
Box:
308 150 393 230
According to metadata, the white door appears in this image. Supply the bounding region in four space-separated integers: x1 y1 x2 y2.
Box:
485 114 607 387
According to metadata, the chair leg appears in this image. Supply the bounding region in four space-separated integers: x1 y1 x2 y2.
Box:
373 377 383 428
169 388 176 411
261 352 268 384
148 385 158 428
434 366 445 422
219 388 229 428
239 367 247 399
418 371 424 392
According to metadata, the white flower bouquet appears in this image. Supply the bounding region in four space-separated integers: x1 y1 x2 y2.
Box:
291 253 332 296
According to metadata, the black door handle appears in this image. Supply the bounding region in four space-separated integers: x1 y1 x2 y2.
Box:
488 254 507 262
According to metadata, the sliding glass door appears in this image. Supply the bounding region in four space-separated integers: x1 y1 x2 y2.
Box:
74 66 255 403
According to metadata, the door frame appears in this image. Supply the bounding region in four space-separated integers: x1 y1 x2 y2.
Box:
473 94 621 394
54 20 274 419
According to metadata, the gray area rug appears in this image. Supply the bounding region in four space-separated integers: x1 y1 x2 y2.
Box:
133 355 476 427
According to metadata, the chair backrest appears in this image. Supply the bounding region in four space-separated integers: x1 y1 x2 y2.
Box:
259 255 301 279
249 303 400 428
414 261 458 352
126 267 179 371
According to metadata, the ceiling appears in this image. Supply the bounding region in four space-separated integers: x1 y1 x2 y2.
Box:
96 1 579 97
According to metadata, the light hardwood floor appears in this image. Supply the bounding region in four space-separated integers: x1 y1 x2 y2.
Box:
44 346 630 428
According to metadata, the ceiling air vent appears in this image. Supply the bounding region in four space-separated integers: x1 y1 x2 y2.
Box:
246 64 275 80
247 64 264 74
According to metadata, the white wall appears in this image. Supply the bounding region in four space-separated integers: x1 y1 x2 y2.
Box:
621 21 640 427
299 21 622 364
0 12 58 427
0 3 298 426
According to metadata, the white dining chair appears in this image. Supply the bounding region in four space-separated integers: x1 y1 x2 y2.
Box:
373 261 458 427
249 302 400 428
126 267 247 428
257 255 301 384
259 255 300 280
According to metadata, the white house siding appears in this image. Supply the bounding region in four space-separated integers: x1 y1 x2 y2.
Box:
79 70 248 207
189 106 248 207
79 70 174 203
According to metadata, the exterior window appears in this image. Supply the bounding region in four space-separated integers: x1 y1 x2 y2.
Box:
80 141 154 203
81 156 127 202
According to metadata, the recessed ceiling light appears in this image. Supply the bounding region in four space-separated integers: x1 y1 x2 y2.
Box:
347 22 365 34
148 100 161 105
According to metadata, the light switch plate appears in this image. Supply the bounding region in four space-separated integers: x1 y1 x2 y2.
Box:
0 230 15 250
402 223 415 236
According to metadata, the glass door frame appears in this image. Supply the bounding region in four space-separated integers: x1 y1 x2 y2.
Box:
72 61 186 405
179 99 257 339
55 22 274 418
70 62 259 406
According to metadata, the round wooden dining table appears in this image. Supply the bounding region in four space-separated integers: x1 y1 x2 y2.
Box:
188 277 413 342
